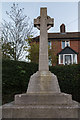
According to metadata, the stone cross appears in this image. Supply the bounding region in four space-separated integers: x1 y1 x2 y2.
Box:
34 8 54 71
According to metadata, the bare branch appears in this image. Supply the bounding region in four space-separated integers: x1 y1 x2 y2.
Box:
1 3 36 60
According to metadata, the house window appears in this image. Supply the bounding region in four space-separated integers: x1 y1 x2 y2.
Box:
61 54 63 63
62 41 65 49
65 41 70 47
62 41 70 49
59 54 77 65
73 54 77 64
59 54 63 64
48 41 51 49
65 55 72 65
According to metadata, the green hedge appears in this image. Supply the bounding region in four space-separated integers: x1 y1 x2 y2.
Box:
50 65 80 102
2 59 38 104
2 59 80 104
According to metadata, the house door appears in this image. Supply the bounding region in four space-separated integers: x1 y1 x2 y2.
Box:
65 55 72 65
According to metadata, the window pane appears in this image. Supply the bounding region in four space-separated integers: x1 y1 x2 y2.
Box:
62 41 65 49
73 54 76 64
60 54 63 63
65 55 71 65
66 41 70 47
48 41 51 49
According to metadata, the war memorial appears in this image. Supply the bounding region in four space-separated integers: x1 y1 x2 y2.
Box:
2 7 80 119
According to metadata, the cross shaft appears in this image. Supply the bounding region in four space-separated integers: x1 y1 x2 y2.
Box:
34 8 54 71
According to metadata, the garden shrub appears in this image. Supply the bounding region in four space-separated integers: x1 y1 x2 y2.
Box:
2 59 80 104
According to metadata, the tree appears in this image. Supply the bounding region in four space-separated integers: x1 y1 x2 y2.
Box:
24 37 39 63
2 41 14 60
25 38 58 65
2 3 34 60
49 41 58 66
27 42 39 63
49 48 58 66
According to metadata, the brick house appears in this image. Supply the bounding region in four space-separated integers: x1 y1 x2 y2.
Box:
33 24 80 66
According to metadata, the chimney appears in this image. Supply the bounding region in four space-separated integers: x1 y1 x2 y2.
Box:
60 24 66 33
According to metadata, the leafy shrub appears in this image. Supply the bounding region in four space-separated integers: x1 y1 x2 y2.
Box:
50 64 80 102
2 59 80 104
2 59 38 104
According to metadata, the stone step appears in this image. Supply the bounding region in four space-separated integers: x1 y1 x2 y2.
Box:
2 102 80 118
15 93 73 105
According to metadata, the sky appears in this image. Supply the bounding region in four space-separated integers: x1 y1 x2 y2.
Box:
1 1 79 36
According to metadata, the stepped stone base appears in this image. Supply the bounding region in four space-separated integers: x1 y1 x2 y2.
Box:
2 71 80 118
15 93 73 105
2 93 80 118
2 101 80 118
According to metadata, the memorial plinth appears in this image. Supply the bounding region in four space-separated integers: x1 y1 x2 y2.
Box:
2 8 80 119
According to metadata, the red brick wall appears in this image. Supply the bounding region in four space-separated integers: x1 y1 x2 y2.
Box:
33 39 80 65
52 40 80 64
53 40 80 54
70 40 79 52
70 40 80 63
52 40 61 54
51 40 61 65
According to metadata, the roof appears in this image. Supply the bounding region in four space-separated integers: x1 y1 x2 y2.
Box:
33 32 80 41
48 32 80 39
58 46 78 55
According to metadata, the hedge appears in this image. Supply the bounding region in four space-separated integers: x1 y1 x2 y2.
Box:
2 59 80 104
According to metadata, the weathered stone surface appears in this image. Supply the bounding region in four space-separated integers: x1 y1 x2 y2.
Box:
34 8 53 71
2 91 80 118
15 93 73 105
2 7 80 119
2 101 80 118
0 106 2 119
27 71 60 93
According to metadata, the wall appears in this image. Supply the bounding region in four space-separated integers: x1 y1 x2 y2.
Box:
70 40 80 63
51 39 80 64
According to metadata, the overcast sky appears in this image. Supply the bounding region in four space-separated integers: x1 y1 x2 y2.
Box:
1 1 79 36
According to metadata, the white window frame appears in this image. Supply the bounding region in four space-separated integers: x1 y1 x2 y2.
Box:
59 55 61 64
73 54 77 64
59 55 63 64
63 54 73 65
61 41 70 49
65 41 70 47
59 54 77 65
75 54 78 64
